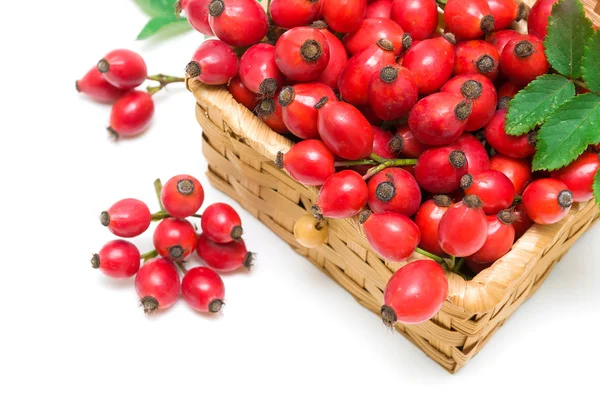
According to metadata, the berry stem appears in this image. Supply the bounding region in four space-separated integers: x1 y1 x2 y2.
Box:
140 249 159 262
334 159 378 167
362 157 418 180
154 178 166 212
513 194 523 205
176 261 188 274
151 211 202 221
146 74 186 96
453 257 466 273
414 247 446 264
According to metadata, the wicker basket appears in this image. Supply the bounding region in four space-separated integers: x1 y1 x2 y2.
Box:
189 0 600 373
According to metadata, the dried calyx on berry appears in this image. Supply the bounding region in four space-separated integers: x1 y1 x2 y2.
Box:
497 209 517 224
140 296 160 314
381 305 398 328
433 195 452 207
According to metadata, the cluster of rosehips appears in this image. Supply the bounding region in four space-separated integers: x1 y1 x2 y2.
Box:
92 175 253 314
179 0 600 326
76 49 183 139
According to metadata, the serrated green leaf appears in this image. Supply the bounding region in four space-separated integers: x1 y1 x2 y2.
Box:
544 0 594 79
134 0 178 17
594 169 600 207
582 31 600 93
533 93 600 171
136 16 189 40
506 75 576 136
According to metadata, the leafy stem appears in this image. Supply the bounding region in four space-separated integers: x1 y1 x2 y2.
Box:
146 74 185 95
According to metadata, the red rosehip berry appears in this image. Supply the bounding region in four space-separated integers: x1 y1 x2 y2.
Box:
97 49 147 90
486 29 524 55
460 169 515 214
454 133 490 174
256 95 288 134
228 76 259 110
239 43 286 98
276 140 336 186
444 0 495 40
522 178 573 225
467 210 516 263
135 258 180 314
311 21 349 91
107 90 154 138
278 83 336 140
500 35 550 86
389 126 429 159
201 203 243 243
178 0 213 35
454 40 500 81
207 0 268 47
488 0 528 31
368 65 418 121
402 34 456 95
372 126 397 159
512 203 534 239
76 67 129 103
485 109 536 158
312 170 368 219
414 195 453 257
550 152 600 202
489 153 532 194
367 0 393 19
527 0 559 39
360 210 420 262
275 27 330 82
185 39 239 85
91 240 140 278
390 0 438 40
101 198 151 238
153 218 198 262
438 194 488 257
441 74 497 131
161 175 205 218
496 80 525 110
182 266 225 313
415 147 469 193
367 167 422 216
322 0 367 33
343 18 406 57
196 233 254 272
270 0 320 28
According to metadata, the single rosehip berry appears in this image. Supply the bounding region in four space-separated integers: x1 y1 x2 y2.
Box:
486 29 524 55
239 43 286 98
415 147 469 193
343 18 406 56
312 170 369 219
153 218 198 262
454 133 490 174
338 39 397 106
522 178 573 225
402 34 456 95
367 0 393 19
107 90 154 138
315 97 374 160
550 152 600 202
372 126 397 159
201 203 243 243
228 76 259 110
322 0 367 33
196 233 254 272
97 49 147 90
101 198 151 238
389 126 429 159
489 153 532 194
360 210 420 262
256 95 288 134
161 175 205 218
135 258 180 314
500 35 550 86
390 0 438 40
293 214 329 248
76 67 129 103
414 195 453 257
381 259 448 325
276 139 336 186
270 0 320 28
182 266 225 313
441 74 497 131
461 169 515 214
275 27 330 82
311 21 349 91
496 80 525 110
91 240 140 278
368 65 418 121
178 0 214 35
467 210 516 263
408 92 472 146
278 83 336 140
512 203 534 239
438 194 488 257
185 40 239 85
454 40 500 81
485 109 536 158
367 167 422 216
527 0 559 39
488 0 528 31
444 0 495 40
207 0 268 47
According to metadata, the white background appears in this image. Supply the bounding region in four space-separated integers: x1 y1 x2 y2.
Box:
1 1 599 398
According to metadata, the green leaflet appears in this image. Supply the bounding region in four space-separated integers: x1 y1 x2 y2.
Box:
505 75 575 136
134 0 179 17
594 169 600 207
582 31 600 94
136 16 190 40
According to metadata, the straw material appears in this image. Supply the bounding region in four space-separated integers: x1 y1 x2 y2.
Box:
189 0 600 373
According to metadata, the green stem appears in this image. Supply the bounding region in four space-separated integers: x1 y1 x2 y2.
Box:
151 211 202 221
334 159 378 167
362 157 418 180
146 74 185 96
572 79 588 91
140 249 158 262
154 179 165 212
176 261 188 274
414 247 446 264
453 257 465 273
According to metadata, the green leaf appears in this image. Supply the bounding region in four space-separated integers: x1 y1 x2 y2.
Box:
136 16 189 40
594 169 600 207
533 93 600 171
506 74 576 136
582 31 600 93
134 0 178 17
544 0 594 79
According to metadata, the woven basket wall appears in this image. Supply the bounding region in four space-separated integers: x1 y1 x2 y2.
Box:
189 0 600 373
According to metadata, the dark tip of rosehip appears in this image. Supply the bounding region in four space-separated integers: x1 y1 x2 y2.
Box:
177 179 195 195
275 151 284 168
169 245 185 260
464 194 483 209
433 194 452 207
358 209 372 224
140 296 160 314
107 127 120 140
527 130 538 146
376 181 396 202
377 38 395 52
243 252 255 269
256 98 276 116
91 254 100 269
514 40 534 58
497 96 511 110
442 32 456 45
208 0 225 17
75 80 81 92
402 33 412 51
380 66 399 83
209 299 224 313
558 190 574 208
388 134 404 153
460 174 474 190
278 86 294 107
476 55 495 74
100 211 110 227
231 225 244 240
314 96 329 110
97 59 110 73
449 150 468 168
460 80 483 100
516 3 529 22
300 40 323 62
310 20 328 29
259 78 278 98
480 15 495 34
498 209 517 224
185 61 202 79
311 204 324 220
381 305 397 329
454 101 472 121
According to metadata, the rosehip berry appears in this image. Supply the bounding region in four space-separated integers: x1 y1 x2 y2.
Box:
438 194 488 257
343 18 406 56
360 210 420 262
200 203 243 243
454 133 490 174
460 169 515 214
185 40 239 85
312 170 368 219
367 0 393 19
528 0 559 39
390 0 437 41
178 0 214 35
316 97 374 160
485 109 536 158
107 90 154 138
402 34 455 95
454 40 500 81
338 39 397 106
153 218 198 262
496 80 524 110
196 233 254 272
311 21 349 91
135 258 180 314
97 49 147 90
489 153 532 194
275 27 330 82
293 214 329 248
76 67 129 103
161 175 205 218
486 29 524 55
182 266 225 313
101 198 151 238
441 74 497 131
550 152 600 202
276 139 336 186
381 259 448 325
389 126 429 159
414 195 453 256
513 203 534 239
322 0 367 33
228 76 259 110
270 0 320 28
415 147 469 193
371 126 397 159
522 178 573 225
207 0 268 47
368 65 418 121
444 0 495 40
278 83 336 140
408 92 472 146
239 43 286 98
367 168 422 216
256 96 288 134
91 240 140 278
488 0 528 31
500 35 550 86
467 210 516 263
